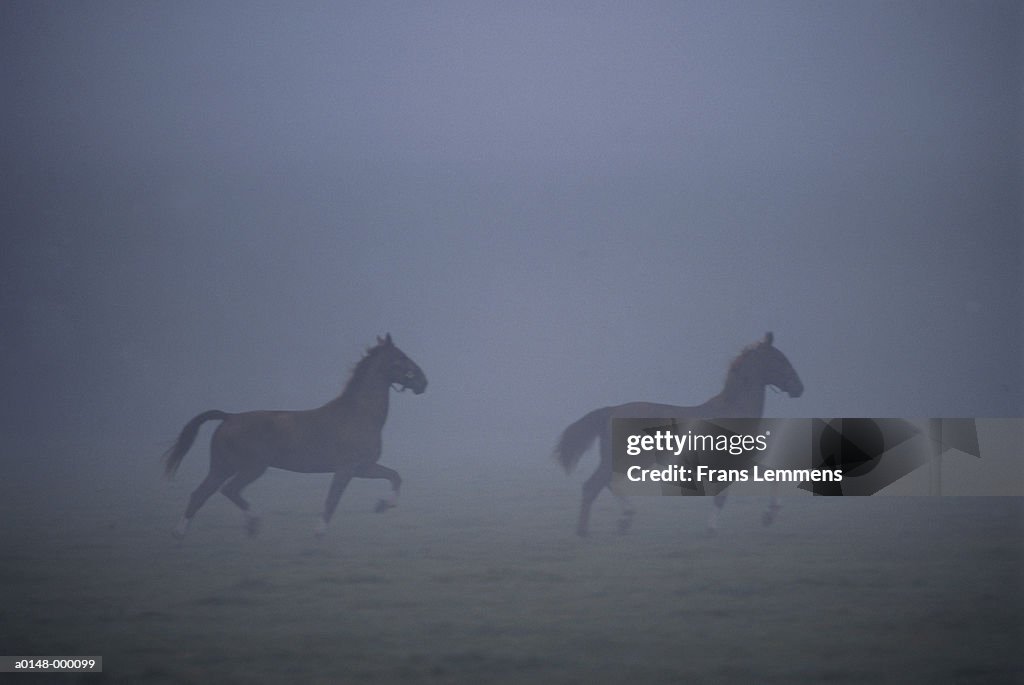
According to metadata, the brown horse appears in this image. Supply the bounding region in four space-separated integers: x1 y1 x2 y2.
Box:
163 334 426 539
553 332 803 536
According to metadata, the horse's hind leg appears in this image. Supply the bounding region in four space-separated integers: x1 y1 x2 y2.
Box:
221 465 268 536
356 463 402 513
175 470 232 539
608 486 635 534
577 466 609 537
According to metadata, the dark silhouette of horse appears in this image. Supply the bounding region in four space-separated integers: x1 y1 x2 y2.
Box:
163 334 426 539
553 332 803 537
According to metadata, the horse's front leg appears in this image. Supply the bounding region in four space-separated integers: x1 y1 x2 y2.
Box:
707 492 728 534
762 484 782 526
356 462 402 512
316 466 357 537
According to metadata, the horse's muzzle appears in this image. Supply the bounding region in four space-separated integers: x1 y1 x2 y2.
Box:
406 378 427 395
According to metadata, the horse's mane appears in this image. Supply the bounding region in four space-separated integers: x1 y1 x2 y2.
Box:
338 340 393 399
725 333 773 379
726 340 761 375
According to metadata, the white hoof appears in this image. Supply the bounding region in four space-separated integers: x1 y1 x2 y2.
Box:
244 512 262 537
762 503 782 527
706 509 720 535
173 517 191 539
314 519 327 538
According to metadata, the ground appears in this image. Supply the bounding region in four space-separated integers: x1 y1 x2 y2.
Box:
1 459 1020 684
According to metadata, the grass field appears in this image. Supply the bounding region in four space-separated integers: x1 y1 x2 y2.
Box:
1 455 1021 684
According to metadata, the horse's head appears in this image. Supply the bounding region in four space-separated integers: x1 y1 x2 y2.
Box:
375 333 428 394
735 332 804 398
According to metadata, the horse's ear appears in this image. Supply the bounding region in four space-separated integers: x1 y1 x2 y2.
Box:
384 332 393 346
763 331 774 346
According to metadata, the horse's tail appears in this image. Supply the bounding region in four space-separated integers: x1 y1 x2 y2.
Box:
162 410 230 478
553 407 611 474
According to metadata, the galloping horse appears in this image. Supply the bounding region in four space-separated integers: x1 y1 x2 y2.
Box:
553 332 803 537
163 334 427 539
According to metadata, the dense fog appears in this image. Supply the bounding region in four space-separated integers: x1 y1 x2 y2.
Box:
1 4 1021 682
1 2 1020 511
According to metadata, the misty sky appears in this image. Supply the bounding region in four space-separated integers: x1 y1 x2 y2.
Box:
1 2 1020 477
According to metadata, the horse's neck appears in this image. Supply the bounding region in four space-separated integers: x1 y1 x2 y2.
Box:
708 380 766 418
325 372 391 424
